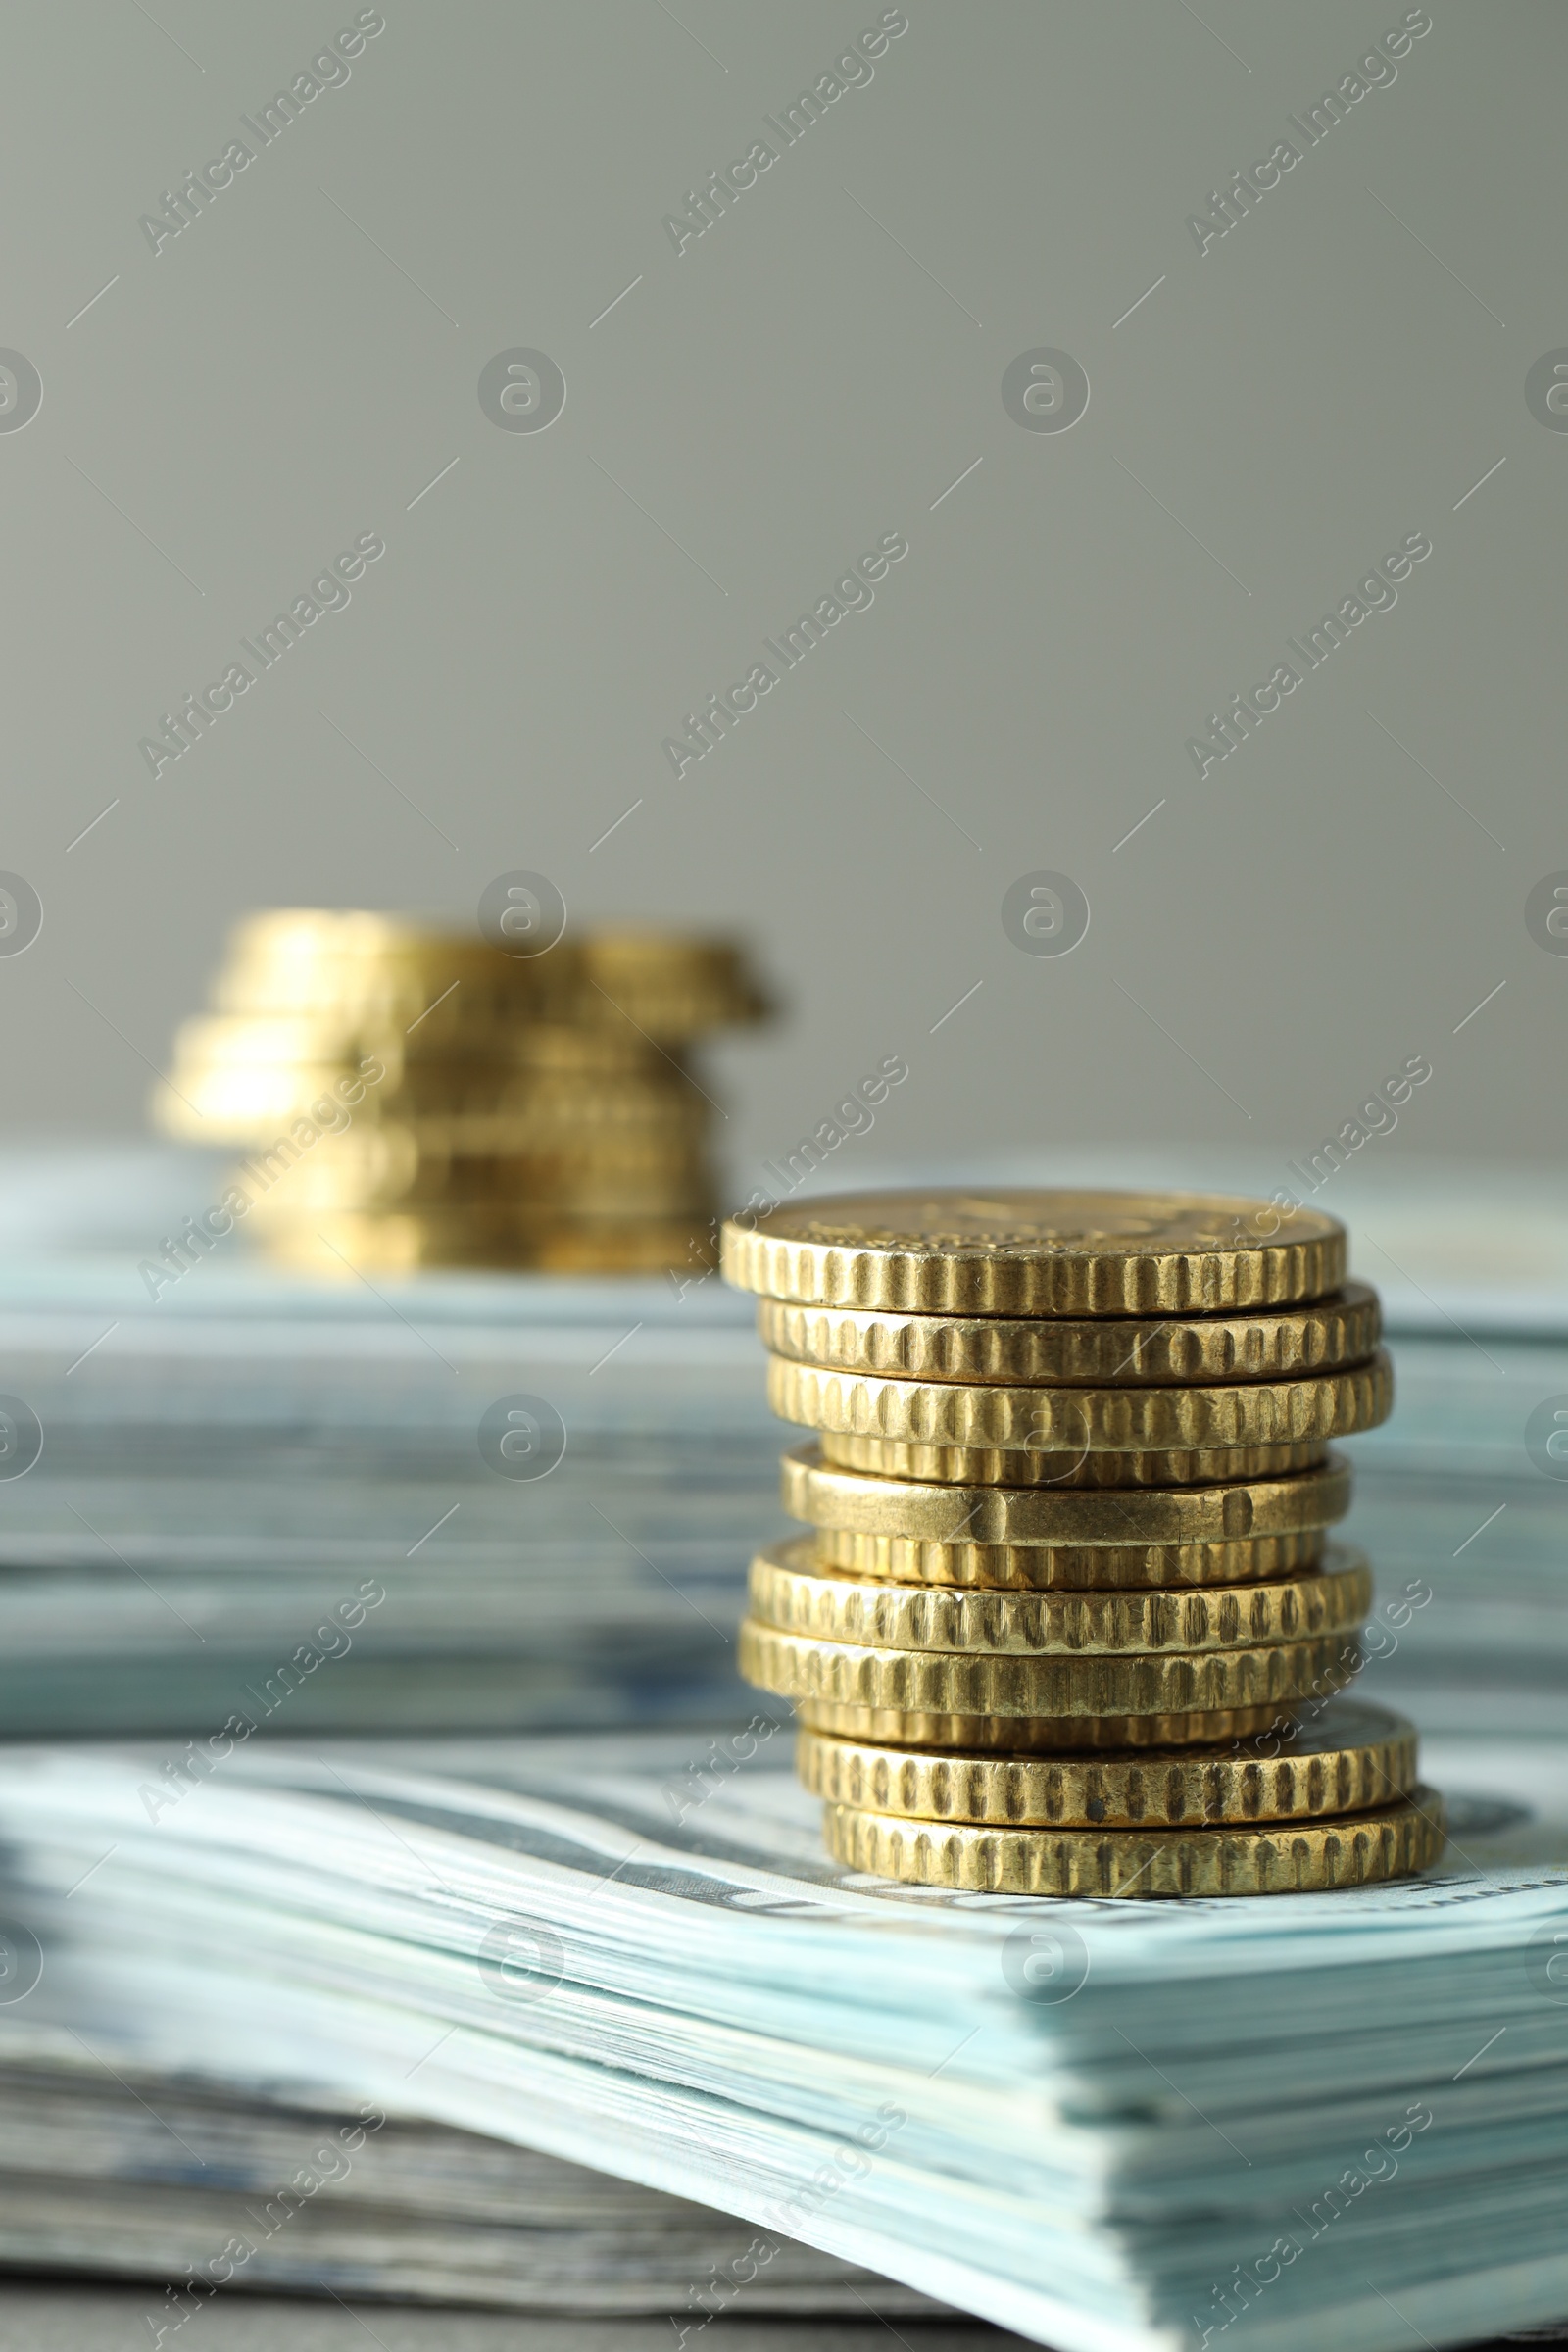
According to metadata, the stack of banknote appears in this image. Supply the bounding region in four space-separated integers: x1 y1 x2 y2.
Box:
0 1152 1562 2341
0 2018 932 2320
0 1238 782 1734
0 1145 1560 1745
0 1721 1562 2351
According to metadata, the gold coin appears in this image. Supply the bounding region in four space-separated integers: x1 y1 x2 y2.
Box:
159 1065 710 1146
224 909 552 969
817 1433 1328 1486
796 1699 1418 1827
739 1620 1358 1718
252 1208 716 1276
235 1125 710 1216
748 1538 1370 1654
757 1286 1381 1385
219 921 766 1042
576 933 770 1037
822 1788 1445 1896
252 1207 527 1272
212 972 578 1031
810 1526 1325 1591
781 1444 1352 1544
515 1214 717 1274
152 1062 392 1144
171 1013 666 1079
216 920 574 1018
768 1353 1392 1452
722 1189 1345 1314
435 1083 709 1136
578 931 753 982
798 1701 1290 1750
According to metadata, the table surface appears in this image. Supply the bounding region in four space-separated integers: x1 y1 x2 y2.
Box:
0 2282 1027 2351
0 2281 1545 2351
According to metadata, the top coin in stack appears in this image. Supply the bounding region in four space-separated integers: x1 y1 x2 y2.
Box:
722 1190 1348 1314
213 910 578 1033
727 1194 1389 1494
575 931 772 1040
151 911 770 1275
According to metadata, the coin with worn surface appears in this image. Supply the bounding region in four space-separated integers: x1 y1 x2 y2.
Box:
822 1788 1445 1895
758 1286 1381 1385
797 1701 1293 1750
809 1525 1325 1590
796 1699 1416 1827
817 1433 1328 1486
768 1354 1392 1451
781 1445 1351 1544
739 1619 1358 1717
749 1538 1370 1653
722 1189 1345 1314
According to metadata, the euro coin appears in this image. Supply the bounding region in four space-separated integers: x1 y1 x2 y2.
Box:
159 1067 711 1146
808 1526 1326 1591
822 1788 1445 1895
224 909 508 959
817 1434 1329 1486
767 1353 1393 1451
748 1538 1371 1654
578 932 754 983
170 1013 666 1078
781 1445 1352 1544
757 1286 1381 1385
514 1214 718 1274
739 1620 1359 1718
576 933 771 1038
796 1698 1418 1826
151 1060 394 1144
255 1207 528 1272
233 1124 710 1216
722 1189 1346 1314
253 1207 717 1276
797 1701 1292 1751
219 919 767 1042
216 916 576 1028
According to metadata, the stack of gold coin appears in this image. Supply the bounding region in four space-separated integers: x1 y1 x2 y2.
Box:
722 1190 1445 1898
152 910 767 1272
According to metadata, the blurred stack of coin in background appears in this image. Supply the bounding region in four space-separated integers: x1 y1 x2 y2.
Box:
153 908 768 1272
725 1190 1446 1897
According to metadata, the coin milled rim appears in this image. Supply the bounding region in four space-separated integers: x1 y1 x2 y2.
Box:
816 1434 1329 1487
723 1188 1346 1314
809 1526 1327 1591
768 1353 1392 1451
781 1444 1352 1543
822 1788 1445 1895
757 1286 1381 1386
739 1619 1360 1717
749 1538 1371 1655
796 1701 1295 1751
797 1698 1418 1826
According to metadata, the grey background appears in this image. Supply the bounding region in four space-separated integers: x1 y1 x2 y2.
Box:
3 1 1562 1199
